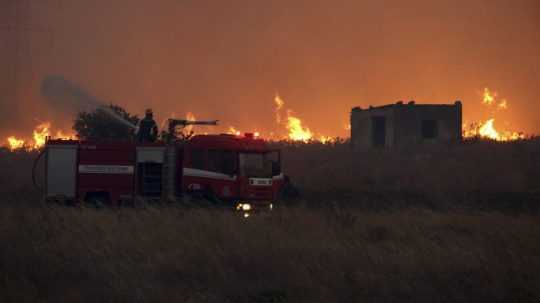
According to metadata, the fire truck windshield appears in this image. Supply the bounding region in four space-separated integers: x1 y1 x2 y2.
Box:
239 151 280 178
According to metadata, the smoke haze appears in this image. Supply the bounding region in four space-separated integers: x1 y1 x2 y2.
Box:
41 75 104 113
41 75 138 129
1 0 539 138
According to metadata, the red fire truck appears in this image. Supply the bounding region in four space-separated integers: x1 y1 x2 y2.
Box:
42 131 284 210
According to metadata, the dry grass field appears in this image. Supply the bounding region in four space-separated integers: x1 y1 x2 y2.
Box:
278 138 540 211
1 139 539 302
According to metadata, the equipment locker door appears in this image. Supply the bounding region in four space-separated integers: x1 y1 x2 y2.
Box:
46 144 77 198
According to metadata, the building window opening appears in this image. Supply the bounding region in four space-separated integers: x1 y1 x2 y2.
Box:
422 120 438 139
372 116 386 147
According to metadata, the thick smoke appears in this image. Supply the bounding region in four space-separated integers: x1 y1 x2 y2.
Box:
41 75 137 129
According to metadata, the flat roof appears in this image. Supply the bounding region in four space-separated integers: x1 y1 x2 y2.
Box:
352 100 461 111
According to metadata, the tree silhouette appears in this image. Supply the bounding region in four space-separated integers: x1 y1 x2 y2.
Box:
73 104 139 140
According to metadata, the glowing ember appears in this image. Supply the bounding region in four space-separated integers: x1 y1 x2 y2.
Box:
497 100 508 110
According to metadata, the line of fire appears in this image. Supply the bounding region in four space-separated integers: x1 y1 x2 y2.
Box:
3 88 528 152
1 77 531 211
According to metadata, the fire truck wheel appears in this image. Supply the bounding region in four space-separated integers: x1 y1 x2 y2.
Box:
84 192 110 208
189 188 222 206
203 190 222 205
278 183 301 200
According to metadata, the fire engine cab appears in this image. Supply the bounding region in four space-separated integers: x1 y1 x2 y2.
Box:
43 132 283 209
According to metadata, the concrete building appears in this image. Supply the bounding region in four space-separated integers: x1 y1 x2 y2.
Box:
350 101 462 149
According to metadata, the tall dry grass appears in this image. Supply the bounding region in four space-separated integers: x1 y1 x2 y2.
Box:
275 138 540 210
1 205 539 302
0 149 38 193
278 138 540 193
0 140 539 302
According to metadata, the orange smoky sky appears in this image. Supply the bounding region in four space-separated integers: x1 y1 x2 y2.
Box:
0 0 539 138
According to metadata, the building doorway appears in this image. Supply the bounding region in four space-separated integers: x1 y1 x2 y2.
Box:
372 116 386 147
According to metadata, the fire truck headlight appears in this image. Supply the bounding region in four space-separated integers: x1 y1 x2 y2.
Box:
269 203 273 210
236 203 252 211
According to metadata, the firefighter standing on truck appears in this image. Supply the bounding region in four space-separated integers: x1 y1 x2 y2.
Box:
137 108 158 142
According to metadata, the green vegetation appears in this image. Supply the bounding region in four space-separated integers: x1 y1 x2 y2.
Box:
73 104 139 140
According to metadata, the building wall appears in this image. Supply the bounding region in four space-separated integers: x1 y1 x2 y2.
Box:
351 102 462 149
351 106 393 148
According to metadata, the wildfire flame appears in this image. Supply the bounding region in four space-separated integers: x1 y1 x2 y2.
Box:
463 88 525 141
319 135 333 144
7 136 25 151
275 94 285 124
478 119 499 140
4 122 75 151
228 126 241 136
465 118 524 141
482 88 496 105
274 93 333 143
182 94 333 142
185 112 196 134
285 110 313 141
32 122 50 149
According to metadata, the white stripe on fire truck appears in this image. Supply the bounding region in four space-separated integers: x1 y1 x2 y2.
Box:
272 173 284 180
78 165 134 174
182 168 237 181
